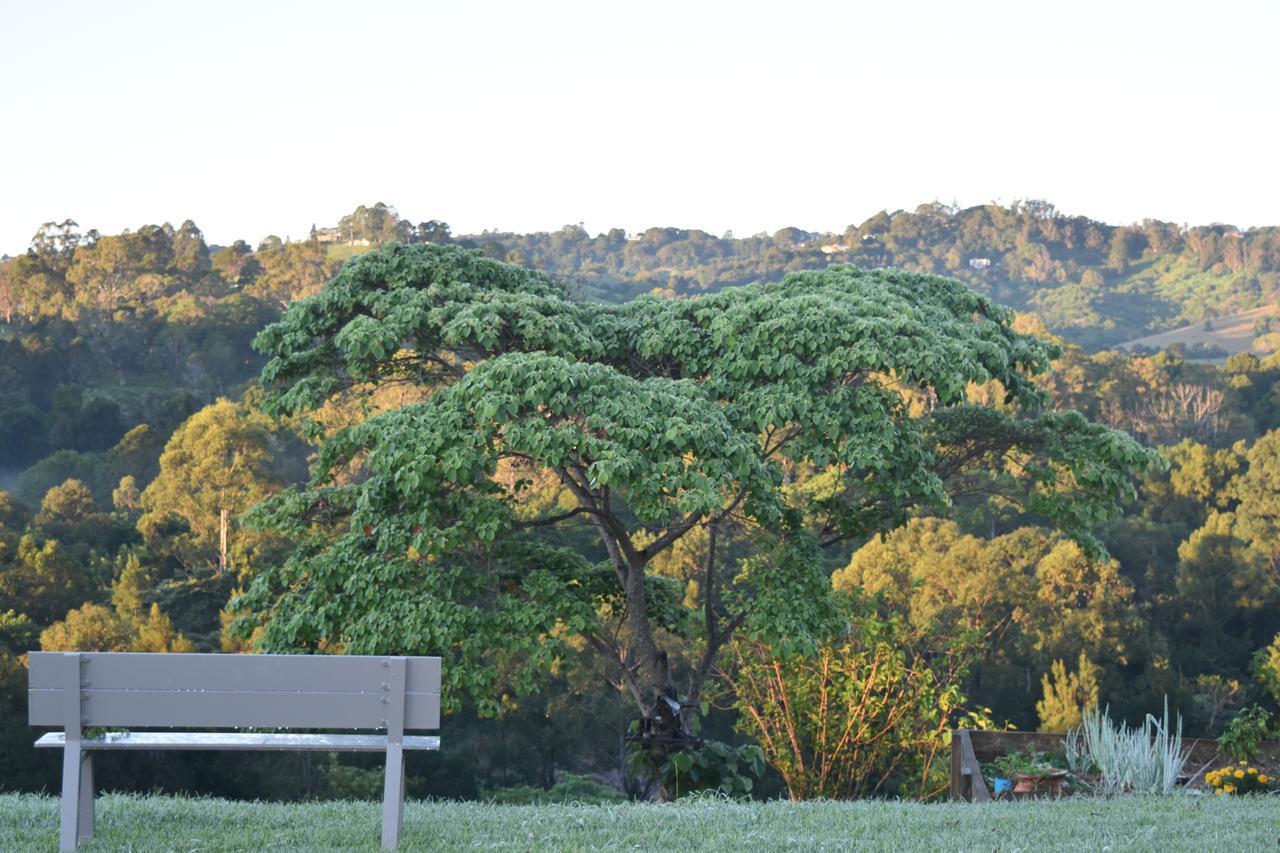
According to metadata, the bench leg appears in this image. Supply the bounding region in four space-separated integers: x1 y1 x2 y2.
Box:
59 745 82 851
78 753 95 841
381 744 406 849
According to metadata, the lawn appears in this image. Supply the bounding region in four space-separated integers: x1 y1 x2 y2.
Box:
326 244 378 262
2 793 1277 851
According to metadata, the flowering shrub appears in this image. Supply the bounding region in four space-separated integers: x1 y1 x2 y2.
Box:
1205 761 1273 795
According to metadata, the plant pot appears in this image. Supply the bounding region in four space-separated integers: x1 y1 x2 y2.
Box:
1012 770 1069 796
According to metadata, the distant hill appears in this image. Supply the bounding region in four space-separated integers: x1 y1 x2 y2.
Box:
10 200 1280 354
427 202 1280 352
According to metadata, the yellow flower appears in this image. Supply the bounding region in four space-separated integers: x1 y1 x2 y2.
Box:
1224 783 1236 793
1260 775 1271 784
1217 788 1226 795
1234 769 1246 779
1248 767 1258 775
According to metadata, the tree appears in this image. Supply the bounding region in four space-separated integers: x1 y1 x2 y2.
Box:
112 475 141 513
238 244 1159 793
133 602 195 652
0 491 29 531
66 226 174 312
1232 429 1280 585
246 241 337 309
0 610 38 655
172 220 211 277
0 534 94 624
1257 633 1280 704
211 240 260 286
1191 674 1243 732
29 220 90 267
34 478 98 527
1036 652 1100 732
139 399 294 576
1170 506 1280 682
0 260 14 324
338 203 407 245
41 554 194 652
417 220 452 244
832 519 1143 727
112 551 149 621
39 602 131 651
1160 430 1280 680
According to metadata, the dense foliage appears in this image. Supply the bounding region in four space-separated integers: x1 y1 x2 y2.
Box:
2 203 1280 802
237 242 1156 797
725 593 990 800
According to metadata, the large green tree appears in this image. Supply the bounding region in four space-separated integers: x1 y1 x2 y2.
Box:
239 244 1159 786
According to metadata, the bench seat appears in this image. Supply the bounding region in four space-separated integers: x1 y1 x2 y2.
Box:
29 651 441 850
35 731 441 752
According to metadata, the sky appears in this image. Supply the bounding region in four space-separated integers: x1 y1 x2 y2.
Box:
2 0 1278 254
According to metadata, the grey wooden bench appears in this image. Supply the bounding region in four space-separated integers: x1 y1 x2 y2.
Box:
28 651 441 851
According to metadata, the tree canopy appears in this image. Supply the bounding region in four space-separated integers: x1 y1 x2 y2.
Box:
237 243 1160 776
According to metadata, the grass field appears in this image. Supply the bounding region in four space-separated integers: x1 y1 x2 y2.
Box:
326 244 378 262
2 793 1277 851
1118 303 1277 359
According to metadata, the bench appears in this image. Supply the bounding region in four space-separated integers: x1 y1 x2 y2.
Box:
28 651 441 851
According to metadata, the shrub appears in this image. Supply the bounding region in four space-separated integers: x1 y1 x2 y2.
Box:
991 746 1062 778
626 739 765 799
486 774 625 804
1217 705 1275 763
1255 635 1280 704
726 594 991 800
1206 762 1274 795
323 759 383 801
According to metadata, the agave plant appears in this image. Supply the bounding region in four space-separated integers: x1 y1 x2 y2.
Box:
1066 697 1189 795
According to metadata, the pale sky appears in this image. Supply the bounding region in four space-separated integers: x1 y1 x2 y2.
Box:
2 0 1278 255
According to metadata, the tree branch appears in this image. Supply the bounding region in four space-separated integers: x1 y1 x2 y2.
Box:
512 506 600 529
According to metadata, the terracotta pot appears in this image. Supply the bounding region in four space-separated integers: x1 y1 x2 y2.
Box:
1012 770 1069 795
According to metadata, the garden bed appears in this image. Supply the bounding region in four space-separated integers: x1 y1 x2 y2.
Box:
953 728 1280 799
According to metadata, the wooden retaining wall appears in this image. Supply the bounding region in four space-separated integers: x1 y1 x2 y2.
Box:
949 728 1280 801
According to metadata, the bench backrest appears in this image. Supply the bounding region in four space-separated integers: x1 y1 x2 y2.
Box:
28 652 441 731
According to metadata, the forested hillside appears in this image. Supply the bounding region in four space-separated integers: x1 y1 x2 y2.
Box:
3 203 1280 801
453 201 1280 352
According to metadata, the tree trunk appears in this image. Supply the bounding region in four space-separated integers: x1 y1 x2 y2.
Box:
219 507 229 574
621 553 688 800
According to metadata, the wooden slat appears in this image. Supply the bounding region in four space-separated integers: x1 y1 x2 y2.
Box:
28 652 440 695
30 688 440 730
35 732 440 752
